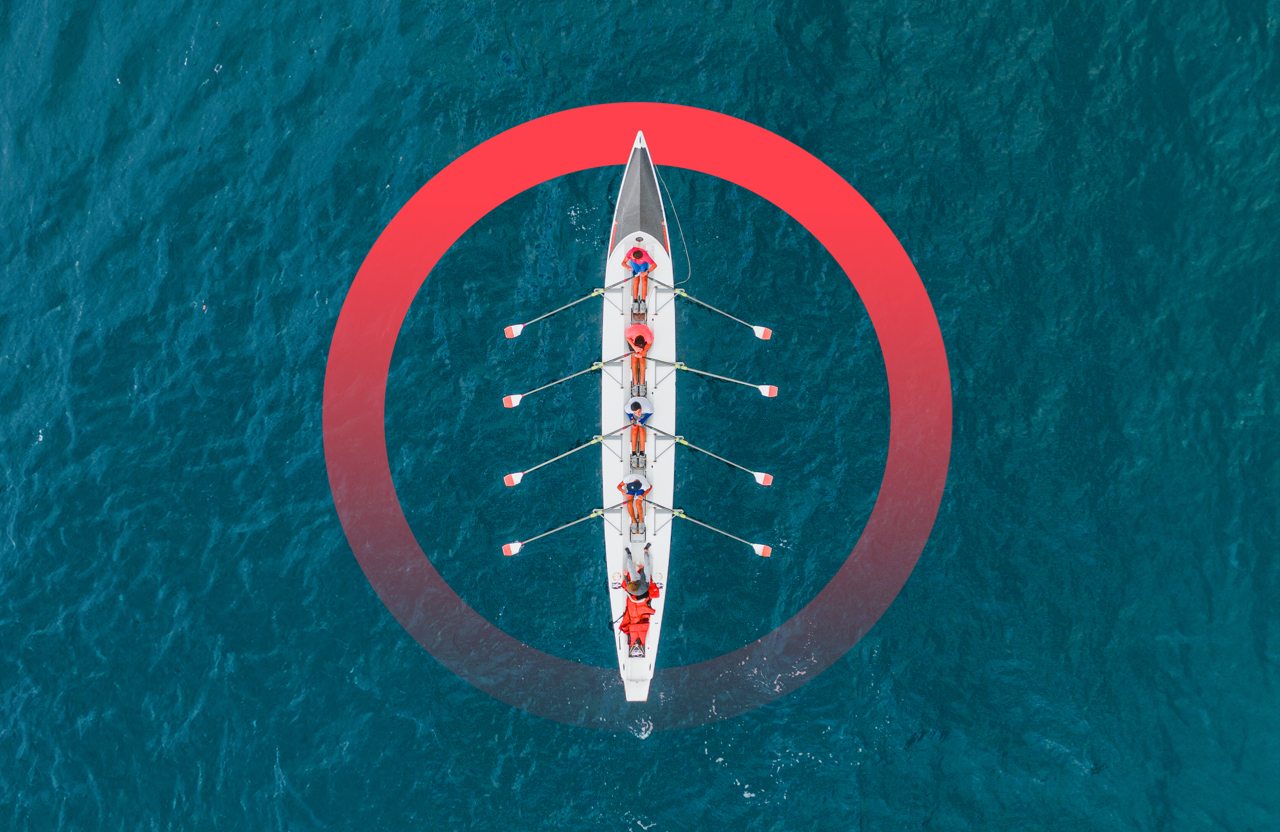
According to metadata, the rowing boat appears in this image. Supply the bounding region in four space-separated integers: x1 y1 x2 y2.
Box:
500 132 777 705
600 132 674 701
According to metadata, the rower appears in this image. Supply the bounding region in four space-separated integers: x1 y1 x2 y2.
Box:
617 472 652 536
625 395 653 470
625 323 653 397
617 544 661 657
623 247 655 317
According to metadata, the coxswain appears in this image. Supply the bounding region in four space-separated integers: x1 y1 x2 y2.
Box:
625 323 653 391
618 544 661 657
623 247 656 304
625 395 654 456
617 472 652 531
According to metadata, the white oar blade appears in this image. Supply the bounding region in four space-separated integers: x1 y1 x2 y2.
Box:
503 394 523 408
503 541 523 557
753 472 774 486
505 324 524 339
757 385 778 398
753 543 772 558
752 325 773 340
503 472 524 487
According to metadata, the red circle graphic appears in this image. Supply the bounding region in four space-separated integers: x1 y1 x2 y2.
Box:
323 104 951 730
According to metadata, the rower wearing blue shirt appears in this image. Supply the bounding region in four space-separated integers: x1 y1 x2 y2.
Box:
625 395 654 457
617 473 652 532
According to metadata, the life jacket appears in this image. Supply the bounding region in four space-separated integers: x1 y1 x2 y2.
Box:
625 323 654 351
618 583 660 644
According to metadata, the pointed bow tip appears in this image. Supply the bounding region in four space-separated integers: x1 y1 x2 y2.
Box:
632 130 647 149
503 472 524 487
754 472 774 486
503 542 522 557
753 544 772 558
504 324 524 339
752 326 773 340
758 385 778 398
502 394 522 408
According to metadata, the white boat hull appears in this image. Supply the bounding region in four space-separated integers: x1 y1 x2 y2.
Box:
601 133 674 702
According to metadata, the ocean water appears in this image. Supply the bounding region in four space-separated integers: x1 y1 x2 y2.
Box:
2 0 1277 829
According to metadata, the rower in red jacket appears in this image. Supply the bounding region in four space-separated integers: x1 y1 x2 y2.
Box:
625 323 653 391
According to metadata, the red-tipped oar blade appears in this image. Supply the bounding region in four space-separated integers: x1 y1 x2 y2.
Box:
504 324 524 339
503 394 523 408
752 326 772 340
753 472 774 486
757 385 778 397
504 472 524 487
752 544 772 558
503 541 523 557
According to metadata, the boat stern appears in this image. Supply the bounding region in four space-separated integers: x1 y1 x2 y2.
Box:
623 678 652 702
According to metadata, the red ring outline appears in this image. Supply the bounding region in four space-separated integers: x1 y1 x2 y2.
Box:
323 103 951 730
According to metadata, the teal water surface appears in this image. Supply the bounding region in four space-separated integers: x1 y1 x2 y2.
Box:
1 0 1276 829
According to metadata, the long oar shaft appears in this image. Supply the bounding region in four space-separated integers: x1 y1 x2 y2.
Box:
505 353 630 406
649 358 777 397
505 425 631 485
647 501 772 557
503 500 630 555
648 276 771 339
645 425 772 484
525 424 629 474
506 277 631 338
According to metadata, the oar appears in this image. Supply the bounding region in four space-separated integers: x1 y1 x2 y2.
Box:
647 500 772 557
503 353 630 407
503 500 630 556
504 277 631 338
649 358 777 397
504 424 631 486
649 276 772 340
645 425 773 485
